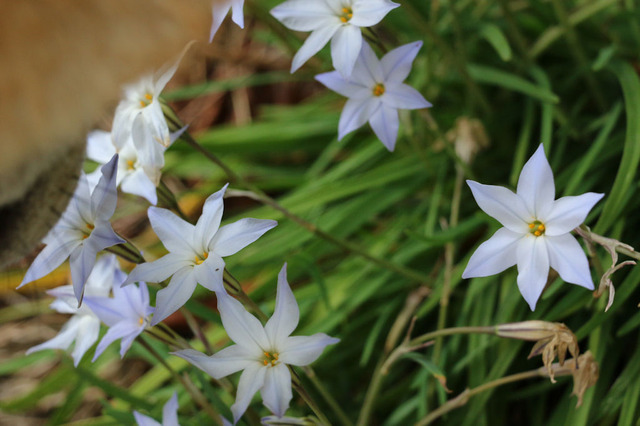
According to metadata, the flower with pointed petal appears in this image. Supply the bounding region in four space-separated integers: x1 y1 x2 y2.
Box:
210 0 245 42
462 144 604 310
26 255 123 366
315 41 431 151
133 392 180 426
271 0 399 76
85 275 154 360
124 184 277 325
87 130 164 205
175 264 339 423
18 155 125 304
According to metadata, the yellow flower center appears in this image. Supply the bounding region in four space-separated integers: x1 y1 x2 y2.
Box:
138 317 144 326
372 83 385 97
82 223 95 240
194 252 209 265
262 351 280 367
126 160 135 170
139 92 153 108
528 220 546 237
339 7 353 23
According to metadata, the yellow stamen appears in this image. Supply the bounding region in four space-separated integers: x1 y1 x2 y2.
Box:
144 93 153 101
341 7 349 13
273 353 279 360
263 360 269 366
340 16 348 23
87 224 95 230
339 6 353 23
534 230 541 236
528 220 546 237
126 160 135 169
194 252 209 265
528 223 535 229
138 317 144 325
139 100 146 108
538 224 545 231
372 83 385 97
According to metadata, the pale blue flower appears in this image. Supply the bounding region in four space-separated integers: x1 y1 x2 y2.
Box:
175 264 339 423
271 0 399 76
87 130 163 205
18 155 125 304
210 0 245 42
124 184 277 325
86 276 154 360
315 41 431 151
133 392 180 426
462 144 604 310
26 255 124 366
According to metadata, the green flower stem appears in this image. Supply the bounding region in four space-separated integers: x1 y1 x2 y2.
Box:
157 180 189 221
180 308 214 355
171 120 430 285
138 338 225 425
301 366 354 426
291 368 332 426
415 369 545 426
107 236 146 264
357 326 494 426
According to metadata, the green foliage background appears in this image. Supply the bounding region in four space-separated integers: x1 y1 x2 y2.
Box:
3 0 640 425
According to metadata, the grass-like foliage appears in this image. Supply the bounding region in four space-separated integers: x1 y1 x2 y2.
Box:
3 0 640 425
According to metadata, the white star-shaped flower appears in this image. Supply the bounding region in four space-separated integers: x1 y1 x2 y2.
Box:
87 130 164 205
462 144 604 310
271 0 399 76
175 264 339 423
316 41 431 151
133 392 179 426
18 155 125 304
124 184 277 325
85 276 154 361
26 255 123 366
210 0 245 42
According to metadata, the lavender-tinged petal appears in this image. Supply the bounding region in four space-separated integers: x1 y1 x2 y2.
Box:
349 0 400 27
265 264 299 348
331 25 362 78
338 97 380 140
83 296 123 327
193 254 225 292
118 326 144 358
148 207 197 255
380 41 422 82
383 83 431 110
69 244 99 304
516 144 555 219
230 0 245 28
93 321 137 361
369 103 399 151
88 221 125 251
262 363 292 418
278 334 339 366
462 227 521 278
196 184 228 251
516 236 550 311
315 71 369 98
209 1 232 41
543 193 604 236
210 218 277 257
356 42 384 84
231 363 267 424
546 234 594 290
174 347 256 379
217 292 270 351
19 237 81 288
133 412 162 426
125 255 191 286
70 316 100 366
291 24 340 73
163 392 180 426
466 180 532 232
151 268 198 326
91 155 119 220
120 168 158 205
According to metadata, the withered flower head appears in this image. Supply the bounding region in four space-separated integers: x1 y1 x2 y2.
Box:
497 321 579 382
540 351 599 407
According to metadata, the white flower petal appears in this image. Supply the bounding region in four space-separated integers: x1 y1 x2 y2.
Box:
369 102 399 151
546 234 594 290
315 71 368 98
86 130 116 163
291 24 340 73
151 267 198 325
133 412 161 426
69 243 99 304
338 97 381 140
210 2 232 41
91 155 119 220
516 144 555 219
270 0 335 32
516 236 550 311
265 264 299 348
543 193 604 236
193 254 225 292
87 220 125 252
467 180 531 232
26 316 81 355
18 237 81 288
217 292 270 351
162 392 179 426
355 41 384 84
210 218 277 257
148 207 197 255
380 41 422 82
350 0 400 27
262 363 292 418
383 83 431 110
231 0 245 28
120 168 158 205
70 316 100 366
331 25 362 77
232 363 267 424
278 333 339 366
462 227 521 278
72 174 94 225
125 255 191 286
174 346 256 379
83 296 123 327
195 184 228 251
93 321 136 361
